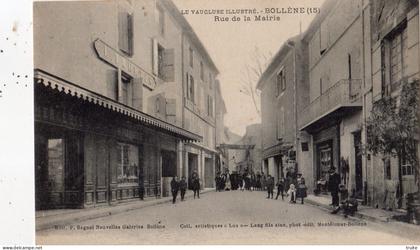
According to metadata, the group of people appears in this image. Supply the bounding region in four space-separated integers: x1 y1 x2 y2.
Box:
327 167 358 217
215 171 281 192
170 171 201 204
267 173 308 204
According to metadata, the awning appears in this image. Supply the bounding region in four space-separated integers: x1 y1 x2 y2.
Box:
34 69 202 142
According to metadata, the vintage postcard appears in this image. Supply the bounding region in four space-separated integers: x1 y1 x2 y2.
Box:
1 0 420 246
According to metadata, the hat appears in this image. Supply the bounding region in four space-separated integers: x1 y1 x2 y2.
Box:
328 167 336 173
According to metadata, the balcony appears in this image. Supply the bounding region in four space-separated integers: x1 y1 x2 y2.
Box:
299 79 362 132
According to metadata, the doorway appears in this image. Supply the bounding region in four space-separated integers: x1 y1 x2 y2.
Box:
204 157 214 188
354 132 363 199
35 126 84 210
187 153 198 189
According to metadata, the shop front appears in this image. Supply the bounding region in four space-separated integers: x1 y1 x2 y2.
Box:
34 70 201 210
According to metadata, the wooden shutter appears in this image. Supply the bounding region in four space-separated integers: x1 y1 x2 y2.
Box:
118 12 129 53
127 13 133 55
132 77 143 111
166 98 176 124
163 48 175 82
152 38 158 76
106 69 118 100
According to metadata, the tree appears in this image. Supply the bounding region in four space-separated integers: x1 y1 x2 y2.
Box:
239 46 272 118
365 78 420 193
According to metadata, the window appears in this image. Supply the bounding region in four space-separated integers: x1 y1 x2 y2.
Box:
157 6 165 36
187 74 195 103
120 73 132 106
384 157 391 180
189 47 194 68
276 70 286 96
157 44 165 79
207 95 214 117
117 143 139 185
381 22 408 95
209 73 213 89
118 12 133 56
200 61 204 81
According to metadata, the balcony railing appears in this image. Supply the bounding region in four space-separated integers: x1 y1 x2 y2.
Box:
299 79 362 130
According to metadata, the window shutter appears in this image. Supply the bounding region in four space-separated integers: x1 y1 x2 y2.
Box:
106 69 118 100
163 48 175 82
118 12 129 54
157 94 166 119
372 44 384 101
127 13 133 55
166 98 176 116
152 38 158 76
132 77 143 111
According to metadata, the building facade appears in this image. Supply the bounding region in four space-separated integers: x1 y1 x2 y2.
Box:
367 0 419 209
259 0 420 210
297 0 366 197
33 0 221 209
257 36 308 183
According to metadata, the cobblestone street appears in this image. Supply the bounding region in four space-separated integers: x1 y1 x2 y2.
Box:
37 191 420 244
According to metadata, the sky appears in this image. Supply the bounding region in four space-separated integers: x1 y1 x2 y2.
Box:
173 0 326 136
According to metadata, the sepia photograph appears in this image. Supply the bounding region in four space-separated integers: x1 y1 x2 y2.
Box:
1 0 420 247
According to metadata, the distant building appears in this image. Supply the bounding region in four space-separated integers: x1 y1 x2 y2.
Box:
233 124 263 174
257 36 308 183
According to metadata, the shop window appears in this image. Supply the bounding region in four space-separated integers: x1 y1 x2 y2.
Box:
47 139 65 193
118 11 133 56
117 143 139 185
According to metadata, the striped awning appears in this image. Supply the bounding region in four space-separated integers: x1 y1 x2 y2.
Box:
34 69 202 142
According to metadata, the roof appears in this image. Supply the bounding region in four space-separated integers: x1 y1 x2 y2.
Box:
34 69 202 142
256 36 299 90
160 0 219 74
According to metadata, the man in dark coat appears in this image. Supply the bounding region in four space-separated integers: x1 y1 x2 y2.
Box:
179 176 187 201
266 175 275 199
192 172 200 199
171 176 179 204
275 178 285 200
328 167 341 207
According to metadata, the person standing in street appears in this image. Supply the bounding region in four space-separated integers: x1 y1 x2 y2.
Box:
192 172 200 199
171 176 179 204
296 176 307 204
328 167 341 207
275 178 285 200
266 175 274 199
287 183 297 203
179 176 187 201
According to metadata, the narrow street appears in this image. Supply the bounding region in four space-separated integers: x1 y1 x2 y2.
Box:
37 191 419 244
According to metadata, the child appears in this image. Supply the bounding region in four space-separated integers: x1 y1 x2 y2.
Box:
296 177 307 204
287 184 297 203
275 178 285 200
